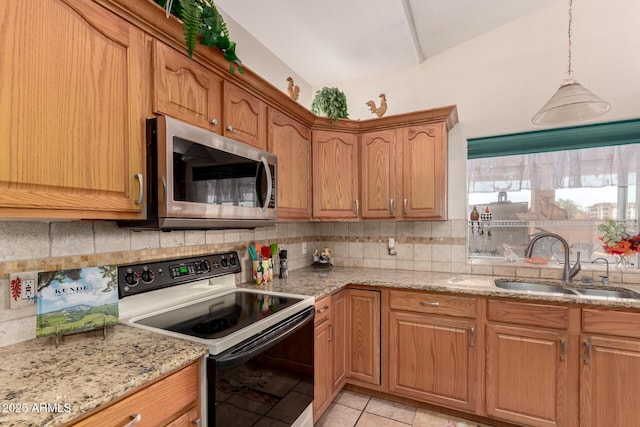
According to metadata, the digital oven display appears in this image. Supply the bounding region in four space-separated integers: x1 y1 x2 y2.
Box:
170 263 194 278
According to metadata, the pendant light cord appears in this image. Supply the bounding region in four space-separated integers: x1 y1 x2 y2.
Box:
567 0 573 78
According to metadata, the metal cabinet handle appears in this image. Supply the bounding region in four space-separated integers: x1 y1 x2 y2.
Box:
403 198 408 215
470 327 475 347
316 305 329 314
389 198 395 215
420 301 440 307
134 174 143 205
584 341 591 364
124 414 141 427
354 200 360 216
560 338 566 361
226 125 233 132
210 119 218 126
192 418 202 427
329 324 334 342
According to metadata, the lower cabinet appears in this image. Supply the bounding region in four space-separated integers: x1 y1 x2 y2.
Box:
313 290 346 423
486 300 571 427
580 309 640 426
71 360 201 426
388 291 479 412
346 289 381 386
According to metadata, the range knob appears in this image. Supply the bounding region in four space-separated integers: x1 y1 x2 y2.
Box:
123 269 140 287
199 260 211 273
220 258 229 268
140 267 155 284
229 256 237 267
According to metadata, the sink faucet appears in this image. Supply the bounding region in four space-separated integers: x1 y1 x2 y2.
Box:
591 257 610 285
524 232 581 283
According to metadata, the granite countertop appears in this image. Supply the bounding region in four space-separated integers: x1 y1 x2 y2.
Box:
0 325 208 427
240 266 640 309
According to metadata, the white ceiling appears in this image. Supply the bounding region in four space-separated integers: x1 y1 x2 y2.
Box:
215 0 559 86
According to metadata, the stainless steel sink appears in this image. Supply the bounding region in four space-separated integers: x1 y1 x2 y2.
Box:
573 288 640 300
495 280 579 295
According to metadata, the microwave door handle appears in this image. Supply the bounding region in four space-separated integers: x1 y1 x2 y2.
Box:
259 156 272 212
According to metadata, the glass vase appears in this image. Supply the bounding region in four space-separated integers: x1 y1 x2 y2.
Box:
615 254 631 269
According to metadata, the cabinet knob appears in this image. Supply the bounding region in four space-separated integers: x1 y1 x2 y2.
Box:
226 125 233 132
210 119 218 126
403 198 408 215
354 200 360 216
389 198 395 215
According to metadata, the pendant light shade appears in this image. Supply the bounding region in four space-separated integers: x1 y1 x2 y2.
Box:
532 79 610 125
532 0 610 125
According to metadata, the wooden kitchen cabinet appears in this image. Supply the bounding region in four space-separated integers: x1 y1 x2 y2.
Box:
70 360 201 426
0 0 148 219
153 39 223 133
312 130 360 218
346 289 381 386
224 82 267 150
360 129 398 218
267 108 312 219
314 296 332 422
388 291 479 412
400 123 447 219
486 300 571 427
313 291 347 422
580 309 640 426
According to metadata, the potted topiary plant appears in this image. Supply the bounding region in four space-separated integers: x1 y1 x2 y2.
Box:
156 0 243 74
311 87 349 121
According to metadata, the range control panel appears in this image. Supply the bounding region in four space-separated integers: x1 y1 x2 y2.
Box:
117 251 241 298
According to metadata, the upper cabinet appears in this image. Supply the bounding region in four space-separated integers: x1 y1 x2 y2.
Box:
224 82 267 150
268 108 312 219
0 0 149 219
360 130 398 218
153 40 223 133
312 130 360 219
401 123 447 219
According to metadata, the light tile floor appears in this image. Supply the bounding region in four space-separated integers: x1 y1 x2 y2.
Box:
316 390 493 427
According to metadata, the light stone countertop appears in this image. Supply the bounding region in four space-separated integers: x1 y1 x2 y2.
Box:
0 325 208 427
240 266 640 309
3 266 640 427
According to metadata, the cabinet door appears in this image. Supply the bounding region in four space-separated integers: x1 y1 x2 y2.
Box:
331 290 347 392
346 289 381 385
389 311 477 412
314 317 332 423
360 130 397 218
312 130 359 218
224 82 267 149
486 324 568 427
267 108 312 219
581 335 640 427
0 0 147 219
400 123 447 219
153 40 223 133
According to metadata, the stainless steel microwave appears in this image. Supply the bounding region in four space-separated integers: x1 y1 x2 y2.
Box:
121 115 277 230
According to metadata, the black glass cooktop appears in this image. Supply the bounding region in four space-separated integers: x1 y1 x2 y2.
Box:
134 291 302 339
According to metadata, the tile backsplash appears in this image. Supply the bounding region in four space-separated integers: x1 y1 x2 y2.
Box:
1 219 638 347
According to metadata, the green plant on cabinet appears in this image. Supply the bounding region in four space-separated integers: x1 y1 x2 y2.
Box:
311 87 349 121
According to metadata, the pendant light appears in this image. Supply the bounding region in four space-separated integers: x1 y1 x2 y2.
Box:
532 0 610 125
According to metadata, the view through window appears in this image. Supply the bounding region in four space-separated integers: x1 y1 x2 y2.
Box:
467 144 639 267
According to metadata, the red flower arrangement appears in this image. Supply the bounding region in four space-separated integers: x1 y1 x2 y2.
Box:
597 219 640 256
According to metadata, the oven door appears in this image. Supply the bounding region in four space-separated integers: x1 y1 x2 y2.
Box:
207 307 314 427
157 115 277 228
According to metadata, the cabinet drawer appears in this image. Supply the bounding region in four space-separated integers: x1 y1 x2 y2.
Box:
71 361 199 426
315 296 332 325
488 300 568 329
390 290 476 318
583 309 640 339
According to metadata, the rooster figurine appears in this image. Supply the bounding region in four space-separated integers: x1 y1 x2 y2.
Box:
286 76 300 101
366 93 388 117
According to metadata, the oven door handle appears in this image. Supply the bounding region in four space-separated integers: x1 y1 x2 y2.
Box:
214 307 314 371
